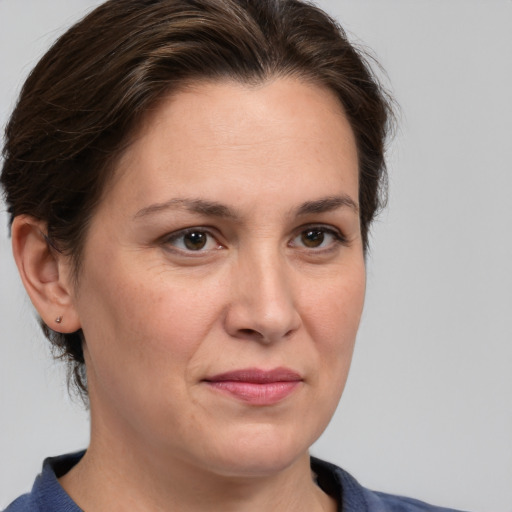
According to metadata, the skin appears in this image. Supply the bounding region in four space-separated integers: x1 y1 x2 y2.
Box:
13 77 365 512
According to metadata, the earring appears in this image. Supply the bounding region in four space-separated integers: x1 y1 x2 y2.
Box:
55 316 63 324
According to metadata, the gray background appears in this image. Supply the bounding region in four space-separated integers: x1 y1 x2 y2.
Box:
1 1 511 510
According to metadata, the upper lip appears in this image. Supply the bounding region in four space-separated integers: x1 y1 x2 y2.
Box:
204 367 302 383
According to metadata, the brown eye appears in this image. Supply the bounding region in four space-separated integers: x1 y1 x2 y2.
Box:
301 229 325 248
164 229 220 253
290 226 345 251
183 231 207 250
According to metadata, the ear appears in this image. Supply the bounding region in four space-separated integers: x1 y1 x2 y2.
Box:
11 215 81 333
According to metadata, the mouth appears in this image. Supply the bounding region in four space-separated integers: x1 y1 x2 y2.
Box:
203 367 303 405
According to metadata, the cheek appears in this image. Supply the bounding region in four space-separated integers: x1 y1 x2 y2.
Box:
301 263 365 394
78 274 222 434
82 276 219 367
304 263 365 344
291 265 365 445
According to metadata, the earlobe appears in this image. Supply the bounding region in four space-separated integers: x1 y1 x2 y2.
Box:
11 215 81 333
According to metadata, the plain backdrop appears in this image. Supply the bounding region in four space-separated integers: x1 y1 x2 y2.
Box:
1 1 511 511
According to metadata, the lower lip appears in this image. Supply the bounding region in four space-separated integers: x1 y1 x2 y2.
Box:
205 380 301 405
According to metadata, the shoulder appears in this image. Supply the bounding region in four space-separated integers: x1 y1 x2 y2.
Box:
3 494 33 512
366 490 469 512
2 452 85 512
311 457 470 512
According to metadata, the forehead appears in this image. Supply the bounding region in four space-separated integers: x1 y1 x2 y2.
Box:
104 77 359 216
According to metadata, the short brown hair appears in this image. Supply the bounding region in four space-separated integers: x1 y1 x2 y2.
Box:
1 0 393 397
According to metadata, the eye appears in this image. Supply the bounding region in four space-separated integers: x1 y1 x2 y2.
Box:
163 228 221 252
290 226 346 250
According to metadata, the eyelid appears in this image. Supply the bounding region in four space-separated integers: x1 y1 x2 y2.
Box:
158 223 348 257
289 224 348 249
160 226 224 254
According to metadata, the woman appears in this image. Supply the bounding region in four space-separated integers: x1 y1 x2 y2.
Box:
0 0 472 510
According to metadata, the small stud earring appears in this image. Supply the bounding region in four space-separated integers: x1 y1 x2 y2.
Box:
55 316 63 324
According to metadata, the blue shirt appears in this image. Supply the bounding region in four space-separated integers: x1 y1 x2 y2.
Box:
3 452 469 511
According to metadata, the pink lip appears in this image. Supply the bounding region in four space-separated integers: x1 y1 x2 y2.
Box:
204 367 303 405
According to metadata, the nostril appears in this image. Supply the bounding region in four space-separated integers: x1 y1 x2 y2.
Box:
238 328 263 338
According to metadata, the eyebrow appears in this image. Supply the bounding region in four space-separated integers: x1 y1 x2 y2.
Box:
133 194 358 221
295 195 359 216
133 198 239 220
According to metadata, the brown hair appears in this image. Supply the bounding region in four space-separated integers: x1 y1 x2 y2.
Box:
1 0 393 397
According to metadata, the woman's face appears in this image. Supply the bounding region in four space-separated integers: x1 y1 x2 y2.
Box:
72 78 365 476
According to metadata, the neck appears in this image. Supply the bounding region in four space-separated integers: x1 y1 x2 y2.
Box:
59 385 337 512
60 430 335 512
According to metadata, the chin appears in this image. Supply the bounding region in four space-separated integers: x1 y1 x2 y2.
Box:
209 451 308 479
196 425 316 478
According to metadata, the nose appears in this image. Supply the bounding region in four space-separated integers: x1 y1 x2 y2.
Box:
224 250 301 344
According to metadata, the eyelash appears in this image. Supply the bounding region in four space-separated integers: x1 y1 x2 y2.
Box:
161 227 223 254
288 225 348 252
160 225 348 255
